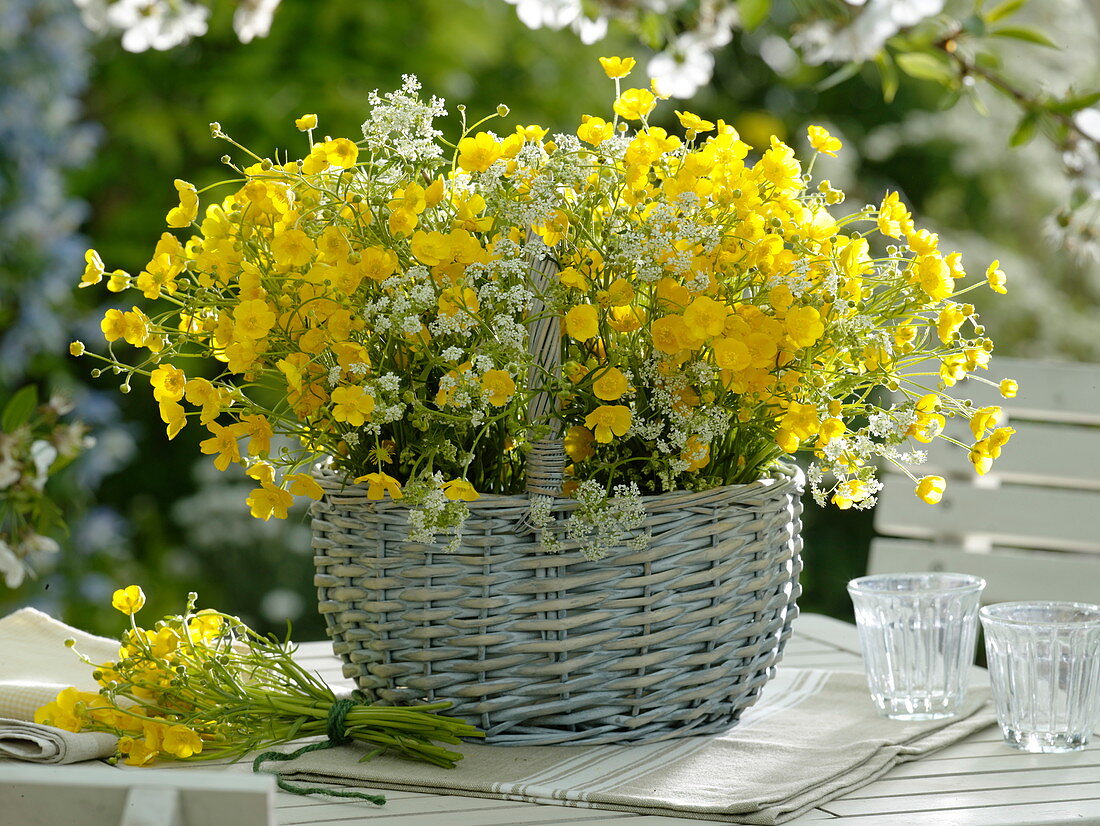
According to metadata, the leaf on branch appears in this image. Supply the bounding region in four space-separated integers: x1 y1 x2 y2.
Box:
816 62 864 92
738 0 771 32
2 385 38 433
984 0 1028 23
895 52 957 85
1010 111 1040 147
1050 91 1100 115
875 53 899 103
990 26 1060 48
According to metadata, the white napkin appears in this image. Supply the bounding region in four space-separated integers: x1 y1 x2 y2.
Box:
275 668 998 825
0 607 120 763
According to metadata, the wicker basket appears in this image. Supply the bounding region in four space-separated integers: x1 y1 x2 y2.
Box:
312 463 804 745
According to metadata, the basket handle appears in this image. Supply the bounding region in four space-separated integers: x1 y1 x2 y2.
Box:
522 236 566 499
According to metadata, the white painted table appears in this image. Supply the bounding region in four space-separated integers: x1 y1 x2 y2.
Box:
277 613 1100 826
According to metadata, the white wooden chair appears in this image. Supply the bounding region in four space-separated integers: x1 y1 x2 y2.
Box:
869 356 1100 604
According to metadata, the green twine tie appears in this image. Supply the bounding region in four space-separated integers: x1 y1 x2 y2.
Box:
252 695 387 806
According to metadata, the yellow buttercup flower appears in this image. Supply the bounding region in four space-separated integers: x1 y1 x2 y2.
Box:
577 115 614 145
443 479 480 501
807 125 842 156
877 192 912 238
69 341 85 356
915 255 954 301
969 405 1003 439
233 298 277 341
599 56 636 79
295 113 318 131
785 306 825 348
112 585 146 616
106 269 131 293
457 132 503 173
986 260 1007 294
150 364 186 403
999 378 1019 398
676 111 715 133
324 138 359 168
565 304 599 340
683 296 729 339
286 473 324 500
100 308 149 347
184 378 226 425
564 425 596 462
592 367 629 401
651 315 690 355
756 137 802 192
613 88 656 121
442 481 481 501
159 401 187 440
438 286 479 317
832 480 870 510
34 687 86 733
937 304 967 344
166 179 198 228
353 472 403 500
162 725 203 759
584 405 632 443
712 337 751 371
780 402 820 442
80 249 105 287
681 436 710 471
410 230 453 266
200 423 242 471
188 609 224 641
480 370 516 407
331 385 376 427
246 483 294 520
915 476 947 504
608 305 646 333
271 229 316 268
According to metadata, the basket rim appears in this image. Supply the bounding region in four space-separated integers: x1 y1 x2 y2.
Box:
312 461 805 511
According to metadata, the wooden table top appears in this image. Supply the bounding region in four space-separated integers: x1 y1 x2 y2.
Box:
272 613 1100 826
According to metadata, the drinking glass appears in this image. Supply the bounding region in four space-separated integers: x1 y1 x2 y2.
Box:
981 601 1100 753
848 572 985 720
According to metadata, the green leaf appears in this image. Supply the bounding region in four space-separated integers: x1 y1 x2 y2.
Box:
990 25 1060 48
985 0 1028 23
962 14 987 38
974 49 1003 71
895 52 957 85
816 61 863 92
1009 111 1040 146
1050 91 1100 115
2 385 38 433
739 0 771 32
875 52 899 103
638 13 664 50
968 85 991 116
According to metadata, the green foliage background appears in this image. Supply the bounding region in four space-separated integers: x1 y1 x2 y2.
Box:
4 0 1094 636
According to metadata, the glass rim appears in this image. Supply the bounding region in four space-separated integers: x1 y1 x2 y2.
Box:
980 601 1100 629
847 572 986 596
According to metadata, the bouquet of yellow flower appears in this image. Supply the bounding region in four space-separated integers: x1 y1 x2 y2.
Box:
35 585 481 784
74 57 1014 553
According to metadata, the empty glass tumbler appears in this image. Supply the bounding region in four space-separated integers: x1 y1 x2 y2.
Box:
981 602 1100 753
848 573 985 720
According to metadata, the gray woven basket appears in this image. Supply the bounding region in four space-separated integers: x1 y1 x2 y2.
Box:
312 463 804 745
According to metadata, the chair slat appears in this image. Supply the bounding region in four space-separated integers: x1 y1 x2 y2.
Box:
868 538 1100 604
875 478 1100 554
937 356 1100 426
893 419 1100 491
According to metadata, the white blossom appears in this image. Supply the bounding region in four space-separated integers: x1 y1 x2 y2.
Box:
106 0 210 52
233 0 281 43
